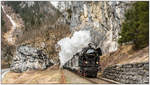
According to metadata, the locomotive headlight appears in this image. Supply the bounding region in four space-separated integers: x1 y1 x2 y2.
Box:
85 61 88 64
96 62 99 64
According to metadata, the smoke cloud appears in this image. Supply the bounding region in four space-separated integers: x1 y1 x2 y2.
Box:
57 30 91 67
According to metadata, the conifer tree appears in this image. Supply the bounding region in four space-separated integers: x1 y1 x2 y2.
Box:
118 2 149 49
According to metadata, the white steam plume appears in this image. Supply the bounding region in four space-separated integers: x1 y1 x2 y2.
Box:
57 30 91 67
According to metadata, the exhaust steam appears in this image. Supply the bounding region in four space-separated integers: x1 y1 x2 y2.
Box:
57 30 91 67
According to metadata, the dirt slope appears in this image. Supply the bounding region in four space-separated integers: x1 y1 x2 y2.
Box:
2 65 93 84
100 44 149 72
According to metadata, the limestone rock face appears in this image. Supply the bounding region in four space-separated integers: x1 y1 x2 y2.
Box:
54 1 132 54
10 45 53 73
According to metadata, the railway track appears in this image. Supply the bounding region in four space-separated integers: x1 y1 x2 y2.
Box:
84 78 99 84
82 76 120 84
86 77 120 84
60 69 66 83
66 69 120 84
98 77 120 84
2 68 120 84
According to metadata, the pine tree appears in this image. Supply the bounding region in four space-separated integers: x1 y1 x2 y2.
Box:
118 1 149 49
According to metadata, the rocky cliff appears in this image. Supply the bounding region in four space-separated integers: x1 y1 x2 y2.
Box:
54 1 132 53
10 45 53 72
2 1 133 69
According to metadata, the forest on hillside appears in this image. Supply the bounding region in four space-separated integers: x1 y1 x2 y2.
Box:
118 2 149 49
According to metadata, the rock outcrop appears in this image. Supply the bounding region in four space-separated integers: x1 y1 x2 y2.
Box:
102 62 149 84
1 1 71 66
55 1 132 54
10 45 53 73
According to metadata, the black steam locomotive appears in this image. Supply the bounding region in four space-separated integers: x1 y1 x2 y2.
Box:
63 43 102 77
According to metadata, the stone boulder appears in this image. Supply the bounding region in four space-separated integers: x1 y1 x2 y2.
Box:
10 45 53 73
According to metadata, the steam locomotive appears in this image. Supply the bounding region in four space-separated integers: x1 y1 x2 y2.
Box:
63 43 102 77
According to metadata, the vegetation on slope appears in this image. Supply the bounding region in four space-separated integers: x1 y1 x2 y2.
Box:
4 1 61 31
118 2 149 49
1 1 67 67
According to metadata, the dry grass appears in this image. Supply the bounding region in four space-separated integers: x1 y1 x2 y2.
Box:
100 44 149 72
2 65 63 84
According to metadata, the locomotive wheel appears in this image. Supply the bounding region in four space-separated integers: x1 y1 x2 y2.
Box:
84 72 88 77
81 71 87 77
83 72 87 77
82 71 84 76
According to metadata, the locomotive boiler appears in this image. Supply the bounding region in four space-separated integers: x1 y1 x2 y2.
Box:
63 43 102 77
